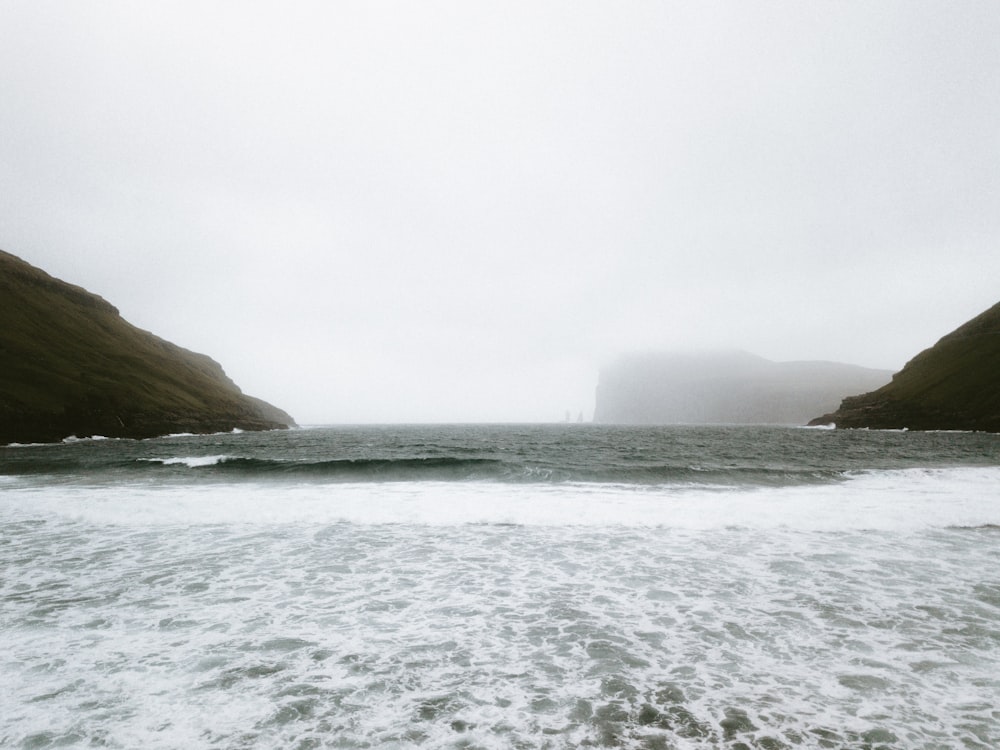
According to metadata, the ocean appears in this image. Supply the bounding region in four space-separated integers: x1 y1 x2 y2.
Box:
1 424 998 749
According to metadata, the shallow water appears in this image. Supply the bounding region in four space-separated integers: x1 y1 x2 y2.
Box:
2 426 999 748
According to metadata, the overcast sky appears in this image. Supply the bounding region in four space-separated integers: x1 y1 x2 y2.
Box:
2 2 998 423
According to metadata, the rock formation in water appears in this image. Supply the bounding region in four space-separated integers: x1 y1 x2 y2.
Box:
809 301 1000 431
0 249 296 443
594 350 892 425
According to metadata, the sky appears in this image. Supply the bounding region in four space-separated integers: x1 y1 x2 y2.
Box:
1 1 999 424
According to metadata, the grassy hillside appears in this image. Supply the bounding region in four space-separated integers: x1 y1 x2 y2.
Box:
0 250 294 443
809 301 1000 431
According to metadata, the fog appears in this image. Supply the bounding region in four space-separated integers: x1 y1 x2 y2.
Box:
2 2 998 423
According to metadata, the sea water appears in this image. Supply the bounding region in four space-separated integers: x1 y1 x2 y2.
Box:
1 425 998 749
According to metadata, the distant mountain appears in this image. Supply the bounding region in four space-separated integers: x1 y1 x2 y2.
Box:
809 301 1000 431
594 351 892 425
0 250 295 444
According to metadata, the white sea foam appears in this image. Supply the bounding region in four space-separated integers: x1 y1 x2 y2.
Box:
3 457 999 748
1 511 997 748
140 455 233 468
3 466 998 531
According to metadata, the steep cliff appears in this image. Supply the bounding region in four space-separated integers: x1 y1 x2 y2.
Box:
595 351 892 425
0 250 295 443
809 301 1000 431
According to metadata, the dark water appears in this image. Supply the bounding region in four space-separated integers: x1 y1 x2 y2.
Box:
4 423 999 486
2 425 999 748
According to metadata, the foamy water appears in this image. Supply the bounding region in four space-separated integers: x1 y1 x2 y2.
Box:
2 466 998 530
2 426 999 748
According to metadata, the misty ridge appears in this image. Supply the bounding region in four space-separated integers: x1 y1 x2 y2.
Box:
5 246 1000 435
593 351 892 426
0 249 896 440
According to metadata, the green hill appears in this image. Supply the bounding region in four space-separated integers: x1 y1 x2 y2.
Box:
0 249 295 443
809 301 1000 431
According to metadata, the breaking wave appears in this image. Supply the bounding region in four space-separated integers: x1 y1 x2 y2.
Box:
131 455 847 487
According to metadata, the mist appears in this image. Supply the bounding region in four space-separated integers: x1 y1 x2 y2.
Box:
2 1 998 423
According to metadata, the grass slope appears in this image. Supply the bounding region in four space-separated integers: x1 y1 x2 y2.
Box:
809 301 1000 431
0 250 294 443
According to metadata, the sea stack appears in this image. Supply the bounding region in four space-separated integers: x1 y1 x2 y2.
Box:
809 301 1000 432
0 249 295 444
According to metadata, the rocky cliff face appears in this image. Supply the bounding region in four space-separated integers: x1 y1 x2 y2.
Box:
0 250 295 443
809 301 1000 432
594 351 892 425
